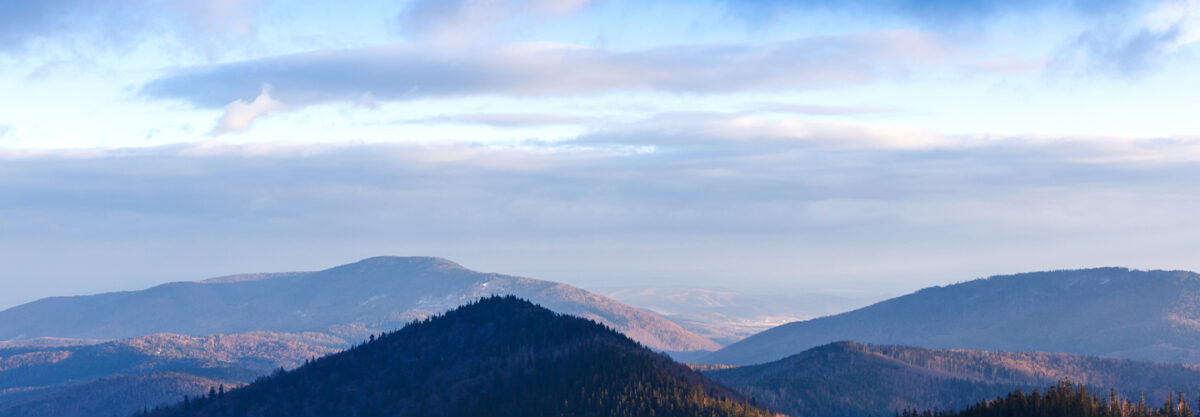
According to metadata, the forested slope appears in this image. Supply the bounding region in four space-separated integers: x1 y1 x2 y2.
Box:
140 296 772 417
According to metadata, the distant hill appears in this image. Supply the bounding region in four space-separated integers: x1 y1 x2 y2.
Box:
0 373 240 417
140 296 773 417
704 268 1200 365
0 256 719 353
0 332 345 417
600 286 879 344
706 341 1200 417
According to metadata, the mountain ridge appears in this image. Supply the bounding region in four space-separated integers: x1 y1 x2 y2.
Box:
704 267 1200 365
0 256 719 353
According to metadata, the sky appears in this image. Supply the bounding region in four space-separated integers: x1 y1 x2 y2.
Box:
1 0 1199 310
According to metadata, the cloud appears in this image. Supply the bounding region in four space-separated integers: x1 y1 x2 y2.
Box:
397 0 596 45
1056 0 1200 76
572 111 1200 164
174 0 266 37
142 31 956 108
721 0 1191 78
1040 0 1200 76
719 0 1142 25
1146 0 1200 46
749 103 900 116
0 0 266 53
575 112 958 150
0 0 121 51
0 124 13 141
1056 22 1185 76
211 85 284 135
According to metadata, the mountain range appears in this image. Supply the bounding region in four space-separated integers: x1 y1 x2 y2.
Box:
704 268 1200 365
0 256 719 354
706 341 1200 417
139 296 773 417
9 263 1200 416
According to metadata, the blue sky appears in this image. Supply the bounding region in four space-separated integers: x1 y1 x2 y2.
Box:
1 0 1199 310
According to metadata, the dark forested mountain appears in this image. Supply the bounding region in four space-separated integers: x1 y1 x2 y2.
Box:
0 256 719 353
140 296 773 417
706 341 1200 417
919 380 1196 417
705 268 1200 365
0 332 344 417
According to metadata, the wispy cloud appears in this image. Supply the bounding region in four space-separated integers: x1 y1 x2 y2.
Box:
1055 0 1200 76
397 0 596 45
418 112 600 127
717 0 1142 25
0 0 267 53
142 31 956 108
748 103 901 116
1055 22 1184 76
174 0 267 37
0 124 13 142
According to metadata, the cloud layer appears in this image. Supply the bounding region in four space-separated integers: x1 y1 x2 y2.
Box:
3 123 1200 309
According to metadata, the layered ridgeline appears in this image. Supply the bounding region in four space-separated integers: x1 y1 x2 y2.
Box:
0 256 719 353
0 332 345 417
140 297 773 417
706 341 1200 417
706 268 1200 365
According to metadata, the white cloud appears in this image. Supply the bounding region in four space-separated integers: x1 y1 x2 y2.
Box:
211 85 284 135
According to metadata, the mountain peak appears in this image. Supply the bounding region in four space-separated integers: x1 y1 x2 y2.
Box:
328 256 468 273
140 296 768 417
